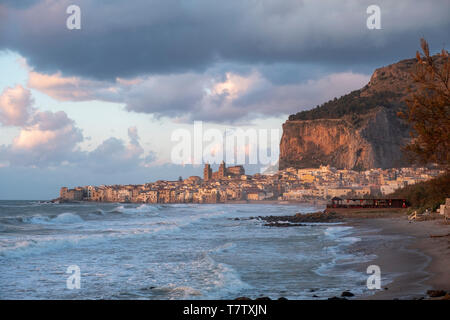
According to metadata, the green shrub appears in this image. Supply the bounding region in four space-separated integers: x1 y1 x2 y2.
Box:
390 172 450 213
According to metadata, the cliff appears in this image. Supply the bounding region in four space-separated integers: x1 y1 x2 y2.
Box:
280 107 410 170
279 56 437 170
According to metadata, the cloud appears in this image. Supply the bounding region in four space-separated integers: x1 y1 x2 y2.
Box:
128 126 139 146
27 69 129 102
0 86 84 166
1 0 448 80
0 86 156 169
0 85 34 126
83 126 155 173
26 65 370 122
123 73 206 116
121 69 370 122
5 0 448 124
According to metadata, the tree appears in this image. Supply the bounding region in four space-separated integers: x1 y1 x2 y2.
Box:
399 39 450 169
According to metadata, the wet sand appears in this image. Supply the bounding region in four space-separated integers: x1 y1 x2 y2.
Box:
346 217 450 299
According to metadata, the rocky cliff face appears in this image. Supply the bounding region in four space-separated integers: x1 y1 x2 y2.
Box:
280 107 410 170
279 56 429 170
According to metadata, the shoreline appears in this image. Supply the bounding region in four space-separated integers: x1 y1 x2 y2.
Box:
22 200 450 299
343 216 450 300
51 199 327 206
258 209 450 299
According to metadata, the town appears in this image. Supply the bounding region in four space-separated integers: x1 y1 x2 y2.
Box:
58 162 443 204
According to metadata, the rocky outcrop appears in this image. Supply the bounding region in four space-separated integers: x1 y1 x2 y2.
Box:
278 56 437 170
280 107 410 170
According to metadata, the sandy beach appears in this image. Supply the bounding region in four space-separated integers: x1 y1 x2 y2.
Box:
346 216 450 300
259 208 450 300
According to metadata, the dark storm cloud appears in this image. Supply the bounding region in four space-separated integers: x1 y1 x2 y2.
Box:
1 0 449 80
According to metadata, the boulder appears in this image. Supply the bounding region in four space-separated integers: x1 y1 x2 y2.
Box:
426 290 447 297
341 291 355 297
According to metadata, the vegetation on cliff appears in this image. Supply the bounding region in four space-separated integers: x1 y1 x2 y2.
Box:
288 90 401 121
390 172 450 213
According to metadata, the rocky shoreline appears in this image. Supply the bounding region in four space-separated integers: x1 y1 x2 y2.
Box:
260 210 340 226
234 289 450 300
232 210 341 227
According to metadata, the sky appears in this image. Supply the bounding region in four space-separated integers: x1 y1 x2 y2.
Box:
0 0 449 199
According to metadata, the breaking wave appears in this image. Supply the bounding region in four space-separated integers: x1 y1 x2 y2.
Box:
23 212 84 225
110 204 162 215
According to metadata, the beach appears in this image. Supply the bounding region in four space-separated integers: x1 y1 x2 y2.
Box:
259 208 450 300
348 216 450 300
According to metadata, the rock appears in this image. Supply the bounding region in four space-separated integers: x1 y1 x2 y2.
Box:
280 108 410 170
277 297 288 300
312 295 319 298
264 222 307 227
328 296 347 300
341 291 355 297
235 297 252 300
260 211 339 224
426 290 447 297
278 56 450 170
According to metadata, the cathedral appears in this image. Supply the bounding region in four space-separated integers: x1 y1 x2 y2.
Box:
203 161 245 181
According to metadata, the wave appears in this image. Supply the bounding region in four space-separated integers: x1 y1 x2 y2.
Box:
109 204 162 215
23 212 84 225
0 219 182 259
146 254 250 300
313 225 376 291
324 226 361 244
149 284 203 299
208 242 236 254
0 236 87 259
196 254 251 299
93 208 106 215
52 212 84 224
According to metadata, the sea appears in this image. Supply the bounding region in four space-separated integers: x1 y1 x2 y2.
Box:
0 200 377 299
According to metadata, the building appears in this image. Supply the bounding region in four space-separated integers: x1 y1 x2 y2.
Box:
59 187 83 201
203 164 212 181
205 162 245 180
56 166 443 205
218 161 226 178
227 165 245 176
246 188 267 201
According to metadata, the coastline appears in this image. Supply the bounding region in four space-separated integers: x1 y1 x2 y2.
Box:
258 208 450 300
53 199 328 206
344 216 450 300
25 201 450 299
